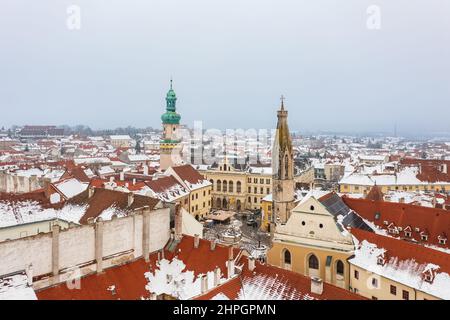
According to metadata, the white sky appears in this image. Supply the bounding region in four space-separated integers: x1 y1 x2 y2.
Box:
0 0 449 134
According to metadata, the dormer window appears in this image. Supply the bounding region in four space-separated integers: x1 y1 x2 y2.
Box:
377 255 386 266
423 273 433 283
421 234 428 241
438 235 447 245
404 231 411 238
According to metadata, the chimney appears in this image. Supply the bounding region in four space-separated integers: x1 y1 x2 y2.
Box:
201 274 208 293
248 256 256 272
228 246 234 261
127 192 134 206
214 266 221 287
132 178 136 185
194 234 200 248
25 264 33 287
88 186 95 198
120 171 125 181
109 176 114 183
442 163 448 174
311 277 323 295
174 204 182 240
210 239 217 251
227 247 235 279
143 165 149 175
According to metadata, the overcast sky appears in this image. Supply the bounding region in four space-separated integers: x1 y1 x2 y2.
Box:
1 0 449 134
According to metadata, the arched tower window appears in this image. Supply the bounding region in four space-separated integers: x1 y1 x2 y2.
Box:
229 181 234 193
308 254 319 270
223 180 228 192
236 181 242 193
284 249 291 265
217 180 221 192
336 260 344 276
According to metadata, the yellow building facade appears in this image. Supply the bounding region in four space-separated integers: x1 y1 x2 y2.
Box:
267 197 355 289
198 160 272 212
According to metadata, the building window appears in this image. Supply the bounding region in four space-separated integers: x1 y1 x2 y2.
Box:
402 290 409 300
217 180 221 192
254 187 257 194
223 180 228 192
266 179 270 184
260 187 263 194
301 221 306 226
283 249 291 265
248 177 251 183
196 193 198 199
371 278 378 288
209 179 214 188
266 187 270 194
421 234 428 241
248 197 251 203
203 191 206 196
354 270 359 279
237 181 241 193
336 260 344 276
308 254 319 270
229 181 234 193
260 178 264 184
390 285 397 295
254 197 257 203
248 187 251 193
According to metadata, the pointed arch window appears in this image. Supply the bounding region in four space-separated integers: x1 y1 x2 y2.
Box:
336 260 344 276
309 254 319 270
284 249 291 265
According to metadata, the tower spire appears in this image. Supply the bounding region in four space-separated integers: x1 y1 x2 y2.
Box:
280 95 285 110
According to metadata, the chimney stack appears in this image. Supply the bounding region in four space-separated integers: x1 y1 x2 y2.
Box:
442 163 448 174
143 165 149 176
127 192 134 206
248 256 256 272
210 240 217 251
227 247 235 279
120 171 125 181
194 234 200 248
214 266 221 287
311 276 323 295
174 204 182 240
25 264 33 287
88 186 95 198
201 274 208 293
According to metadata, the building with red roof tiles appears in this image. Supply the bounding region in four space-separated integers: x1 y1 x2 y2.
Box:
343 197 450 249
165 165 212 220
349 228 450 300
37 235 364 300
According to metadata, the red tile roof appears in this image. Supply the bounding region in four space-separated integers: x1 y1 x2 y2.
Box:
400 158 450 183
343 197 450 249
350 228 450 275
197 258 366 300
36 235 364 300
170 164 205 185
68 188 160 224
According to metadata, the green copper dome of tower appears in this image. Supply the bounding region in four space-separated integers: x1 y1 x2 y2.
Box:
161 79 181 124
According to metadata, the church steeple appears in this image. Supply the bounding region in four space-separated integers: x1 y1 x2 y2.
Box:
272 96 295 225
